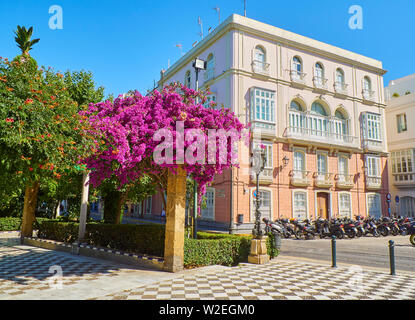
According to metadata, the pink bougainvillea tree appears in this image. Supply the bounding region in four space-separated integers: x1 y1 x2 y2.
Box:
81 83 246 212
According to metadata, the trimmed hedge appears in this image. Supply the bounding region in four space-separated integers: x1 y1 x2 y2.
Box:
37 220 165 256
36 221 279 267
0 217 51 231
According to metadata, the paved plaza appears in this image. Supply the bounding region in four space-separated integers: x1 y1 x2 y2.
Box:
1 232 415 300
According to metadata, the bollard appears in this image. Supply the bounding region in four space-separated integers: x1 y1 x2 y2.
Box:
331 235 337 268
389 240 396 276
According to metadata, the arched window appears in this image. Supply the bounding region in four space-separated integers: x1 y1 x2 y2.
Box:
253 46 267 73
290 100 303 111
363 76 371 92
184 70 191 88
205 53 215 81
311 102 327 116
315 62 324 79
334 108 349 138
292 56 302 73
335 109 346 119
336 68 345 84
310 102 328 137
289 100 306 131
254 46 265 63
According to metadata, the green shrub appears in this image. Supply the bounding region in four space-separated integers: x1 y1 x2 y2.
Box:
0 217 52 231
184 236 251 267
36 221 279 267
0 217 22 231
37 220 165 256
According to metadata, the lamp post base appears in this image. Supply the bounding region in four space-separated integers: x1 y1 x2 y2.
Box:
248 237 270 264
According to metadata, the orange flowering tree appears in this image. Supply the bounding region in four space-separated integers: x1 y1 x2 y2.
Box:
0 55 100 236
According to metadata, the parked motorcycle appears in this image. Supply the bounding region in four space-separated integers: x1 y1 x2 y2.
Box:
314 217 331 239
363 216 380 237
342 217 358 238
329 218 346 239
376 217 391 237
291 219 316 240
263 217 285 236
354 215 366 237
408 220 415 246
278 218 296 238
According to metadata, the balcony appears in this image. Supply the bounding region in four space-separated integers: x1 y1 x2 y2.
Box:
285 112 357 148
251 121 276 139
362 138 383 152
290 170 311 187
334 81 349 97
366 176 382 190
336 174 354 189
362 89 376 104
314 172 333 188
313 76 328 92
290 70 307 87
393 173 415 188
251 168 274 184
252 60 270 75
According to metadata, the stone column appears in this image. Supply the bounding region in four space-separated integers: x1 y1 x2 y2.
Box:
163 166 187 272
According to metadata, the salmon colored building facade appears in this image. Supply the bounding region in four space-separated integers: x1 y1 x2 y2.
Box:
135 14 389 233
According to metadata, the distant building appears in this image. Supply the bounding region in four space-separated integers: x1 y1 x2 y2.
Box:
145 14 389 232
385 75 415 217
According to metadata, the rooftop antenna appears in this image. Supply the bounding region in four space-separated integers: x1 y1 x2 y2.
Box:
168 59 170 68
208 27 212 34
192 40 198 47
244 0 246 17
198 16 203 39
175 43 183 56
213 6 220 24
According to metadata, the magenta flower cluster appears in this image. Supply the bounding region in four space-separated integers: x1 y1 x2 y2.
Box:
80 84 246 206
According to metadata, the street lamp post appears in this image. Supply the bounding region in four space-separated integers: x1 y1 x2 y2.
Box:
248 146 270 264
252 147 267 239
191 57 206 239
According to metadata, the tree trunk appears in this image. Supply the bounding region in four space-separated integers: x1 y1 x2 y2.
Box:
21 181 40 238
115 191 128 224
103 189 124 224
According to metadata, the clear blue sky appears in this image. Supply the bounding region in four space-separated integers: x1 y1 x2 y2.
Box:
0 0 413 97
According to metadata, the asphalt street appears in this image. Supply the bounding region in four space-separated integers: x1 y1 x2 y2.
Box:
278 235 415 273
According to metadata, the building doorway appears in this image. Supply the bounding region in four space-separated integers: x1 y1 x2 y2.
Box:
317 192 329 219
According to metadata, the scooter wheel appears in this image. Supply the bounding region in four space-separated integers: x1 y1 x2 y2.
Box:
410 234 415 246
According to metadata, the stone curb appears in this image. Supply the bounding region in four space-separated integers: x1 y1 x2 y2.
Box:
22 237 164 271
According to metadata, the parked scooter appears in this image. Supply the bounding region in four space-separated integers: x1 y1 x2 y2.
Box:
314 217 331 239
376 217 392 237
354 215 366 237
342 217 358 238
329 218 346 239
278 218 296 238
263 217 285 236
363 216 380 237
291 218 316 240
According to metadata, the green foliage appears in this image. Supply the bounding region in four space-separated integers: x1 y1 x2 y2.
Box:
0 217 22 231
0 217 51 231
63 70 104 107
36 221 279 267
37 220 165 256
184 236 251 267
392 92 400 98
14 26 40 54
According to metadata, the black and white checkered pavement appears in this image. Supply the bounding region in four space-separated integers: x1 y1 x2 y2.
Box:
0 233 121 298
94 260 415 300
